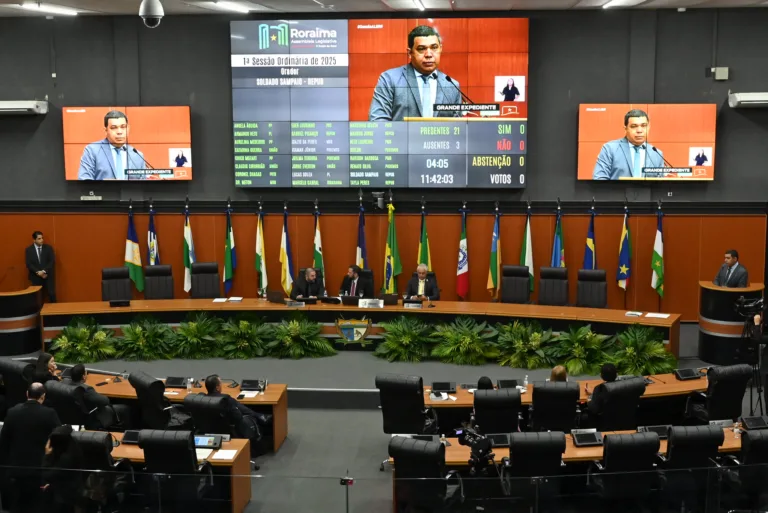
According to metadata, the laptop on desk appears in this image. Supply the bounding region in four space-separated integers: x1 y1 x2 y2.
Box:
267 291 286 304
341 296 360 306
165 376 190 389
431 382 456 394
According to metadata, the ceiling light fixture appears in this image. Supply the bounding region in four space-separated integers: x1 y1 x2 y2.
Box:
214 1 250 13
413 0 425 10
21 3 78 15
602 0 621 8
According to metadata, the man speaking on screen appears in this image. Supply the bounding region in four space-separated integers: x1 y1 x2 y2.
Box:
78 110 148 180
592 109 666 180
368 25 462 122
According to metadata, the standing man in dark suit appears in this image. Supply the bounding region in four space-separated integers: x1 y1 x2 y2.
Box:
25 231 56 303
405 264 440 301
713 249 749 288
339 265 374 298
0 382 61 513
62 364 131 429
291 268 325 300
585 363 617 419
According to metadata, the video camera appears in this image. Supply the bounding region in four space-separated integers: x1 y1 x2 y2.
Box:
454 426 495 476
735 296 765 318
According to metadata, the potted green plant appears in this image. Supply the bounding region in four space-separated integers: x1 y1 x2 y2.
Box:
118 316 174 361
50 317 117 363
611 324 677 375
431 316 499 365
267 314 336 359
551 324 613 376
174 312 222 359
375 315 433 362
220 316 273 359
497 320 556 369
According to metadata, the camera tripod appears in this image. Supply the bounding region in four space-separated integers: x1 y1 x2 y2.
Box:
740 318 764 416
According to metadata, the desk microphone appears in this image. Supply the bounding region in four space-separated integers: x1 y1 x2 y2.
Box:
650 145 675 168
132 147 157 169
445 76 477 105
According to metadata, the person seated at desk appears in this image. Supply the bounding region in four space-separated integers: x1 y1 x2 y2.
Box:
405 264 440 301
713 249 748 288
41 425 84 513
477 376 494 390
550 365 568 382
291 268 325 300
339 265 374 298
584 363 617 421
34 352 61 385
63 364 132 429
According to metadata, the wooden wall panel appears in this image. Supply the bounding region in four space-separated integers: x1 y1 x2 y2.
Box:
0 213 762 322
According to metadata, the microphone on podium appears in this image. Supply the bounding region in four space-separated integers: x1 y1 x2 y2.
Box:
445 76 477 105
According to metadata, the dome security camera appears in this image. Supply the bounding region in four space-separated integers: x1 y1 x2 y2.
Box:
139 0 164 28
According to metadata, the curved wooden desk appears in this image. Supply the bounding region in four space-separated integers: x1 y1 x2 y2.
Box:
0 285 41 355
698 280 764 364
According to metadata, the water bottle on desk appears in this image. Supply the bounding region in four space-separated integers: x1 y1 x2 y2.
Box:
734 421 741 439
187 378 193 393
523 375 529 387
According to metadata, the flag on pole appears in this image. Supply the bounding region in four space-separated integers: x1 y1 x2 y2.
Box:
520 210 533 291
255 211 268 294
223 208 237 294
147 208 160 266
456 210 469 299
617 212 632 290
356 208 367 269
183 208 196 293
583 210 597 270
487 211 502 298
550 211 565 268
417 211 432 270
651 210 664 297
313 211 325 287
383 203 402 294
279 210 294 296
124 210 144 292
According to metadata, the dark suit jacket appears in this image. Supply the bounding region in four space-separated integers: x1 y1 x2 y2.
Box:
0 400 61 473
33 371 60 386
405 276 440 300
26 244 55 283
339 276 374 298
714 263 749 288
587 383 609 416
291 279 325 300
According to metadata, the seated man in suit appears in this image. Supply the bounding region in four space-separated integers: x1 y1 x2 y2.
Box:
368 25 461 121
405 263 440 301
592 109 666 180
63 364 131 429
291 267 325 300
339 265 374 298
0 383 61 513
713 249 748 288
584 363 617 420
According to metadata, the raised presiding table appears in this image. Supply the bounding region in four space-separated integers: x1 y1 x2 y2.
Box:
41 299 681 355
87 373 288 452
110 432 252 513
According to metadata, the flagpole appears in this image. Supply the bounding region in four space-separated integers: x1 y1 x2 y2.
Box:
657 200 663 313
623 202 628 311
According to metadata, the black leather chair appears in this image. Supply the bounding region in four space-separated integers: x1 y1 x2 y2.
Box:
128 371 192 430
726 429 768 511
101 267 132 301
538 267 569 306
506 432 566 509
359 268 374 283
500 265 531 304
44 380 103 429
295 268 324 296
591 432 661 503
473 388 521 434
138 430 214 509
144 264 174 300
686 364 752 424
388 436 463 512
183 394 235 436
595 377 646 431
72 430 134 510
190 262 220 299
0 359 34 413
531 381 580 432
576 269 607 308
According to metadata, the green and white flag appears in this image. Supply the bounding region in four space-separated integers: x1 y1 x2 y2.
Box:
313 212 325 287
651 211 664 297
520 210 533 291
183 208 196 293
255 212 268 293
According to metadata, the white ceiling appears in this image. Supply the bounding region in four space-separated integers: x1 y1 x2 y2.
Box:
0 0 765 16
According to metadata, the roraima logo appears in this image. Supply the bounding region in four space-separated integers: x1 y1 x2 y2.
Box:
258 23 289 50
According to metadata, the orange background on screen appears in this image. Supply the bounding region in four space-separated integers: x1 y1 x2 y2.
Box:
577 104 717 180
62 106 192 181
347 18 529 121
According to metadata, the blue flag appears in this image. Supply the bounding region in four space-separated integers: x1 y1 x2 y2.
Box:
617 213 632 290
147 208 160 266
356 208 367 268
583 211 596 270
550 211 565 268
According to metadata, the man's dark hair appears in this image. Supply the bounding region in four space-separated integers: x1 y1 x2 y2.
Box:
726 249 739 260
28 382 45 400
600 363 618 383
70 364 86 383
350 265 362 275
408 25 441 49
477 376 494 390
32 231 43 240
104 110 128 127
624 109 649 126
204 374 220 394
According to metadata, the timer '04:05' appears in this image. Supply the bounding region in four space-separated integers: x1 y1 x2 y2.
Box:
420 174 454 185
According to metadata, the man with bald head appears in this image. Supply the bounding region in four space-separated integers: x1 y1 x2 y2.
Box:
405 263 440 301
0 382 61 512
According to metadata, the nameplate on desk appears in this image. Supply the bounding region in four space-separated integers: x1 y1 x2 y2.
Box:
359 299 383 309
404 302 423 310
286 301 305 307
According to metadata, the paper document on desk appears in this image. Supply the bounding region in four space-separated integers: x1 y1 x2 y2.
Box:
625 311 643 317
196 449 213 460
430 392 448 401
240 391 260 398
212 450 237 460
645 312 670 319
213 298 228 303
228 297 243 302
164 391 179 396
